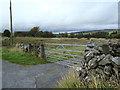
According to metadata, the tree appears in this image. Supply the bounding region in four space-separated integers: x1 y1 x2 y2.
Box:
60 32 68 37
14 31 29 37
42 31 53 38
64 32 68 37
76 33 83 38
37 31 43 37
91 32 109 38
3 29 11 37
29 27 40 37
68 33 75 38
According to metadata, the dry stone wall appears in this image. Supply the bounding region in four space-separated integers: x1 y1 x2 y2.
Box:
76 41 120 86
16 43 44 58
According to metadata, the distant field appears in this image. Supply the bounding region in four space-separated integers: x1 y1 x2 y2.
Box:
2 37 119 46
14 37 89 44
108 30 120 34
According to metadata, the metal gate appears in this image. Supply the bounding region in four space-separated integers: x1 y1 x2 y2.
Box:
45 43 86 68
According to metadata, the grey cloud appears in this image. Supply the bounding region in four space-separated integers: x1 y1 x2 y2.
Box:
0 0 118 33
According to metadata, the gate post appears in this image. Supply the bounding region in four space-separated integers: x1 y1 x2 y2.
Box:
40 44 45 59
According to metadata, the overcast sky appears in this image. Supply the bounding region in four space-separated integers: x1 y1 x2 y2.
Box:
0 0 119 33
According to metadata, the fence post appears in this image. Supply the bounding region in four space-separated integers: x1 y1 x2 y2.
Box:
40 44 45 59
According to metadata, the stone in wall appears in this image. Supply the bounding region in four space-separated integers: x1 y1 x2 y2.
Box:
76 41 120 87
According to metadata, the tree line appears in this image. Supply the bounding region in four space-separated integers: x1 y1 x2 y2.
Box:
2 27 120 39
3 27 54 38
57 31 120 39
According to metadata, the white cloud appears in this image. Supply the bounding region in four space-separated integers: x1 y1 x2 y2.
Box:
0 0 118 33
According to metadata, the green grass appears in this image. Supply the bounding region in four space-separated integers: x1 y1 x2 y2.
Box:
2 47 50 65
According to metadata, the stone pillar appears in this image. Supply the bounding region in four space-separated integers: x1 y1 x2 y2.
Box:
39 44 45 59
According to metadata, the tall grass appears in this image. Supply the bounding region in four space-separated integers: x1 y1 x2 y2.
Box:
9 47 23 53
55 69 83 88
55 69 119 88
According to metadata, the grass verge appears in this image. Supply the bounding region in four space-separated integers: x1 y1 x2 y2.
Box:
55 69 119 88
2 47 50 65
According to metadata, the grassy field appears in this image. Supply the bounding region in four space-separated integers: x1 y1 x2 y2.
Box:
3 37 119 46
3 37 90 45
2 47 50 65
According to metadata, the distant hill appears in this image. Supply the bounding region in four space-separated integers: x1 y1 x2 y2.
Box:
73 29 119 34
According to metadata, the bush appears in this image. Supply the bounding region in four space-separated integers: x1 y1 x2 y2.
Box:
2 38 11 46
3 29 11 37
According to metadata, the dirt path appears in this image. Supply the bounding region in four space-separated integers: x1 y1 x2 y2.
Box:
2 60 69 88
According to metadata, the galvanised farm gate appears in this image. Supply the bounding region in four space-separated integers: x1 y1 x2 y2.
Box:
45 43 87 68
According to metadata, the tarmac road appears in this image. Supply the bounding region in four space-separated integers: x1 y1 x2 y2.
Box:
2 60 69 88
